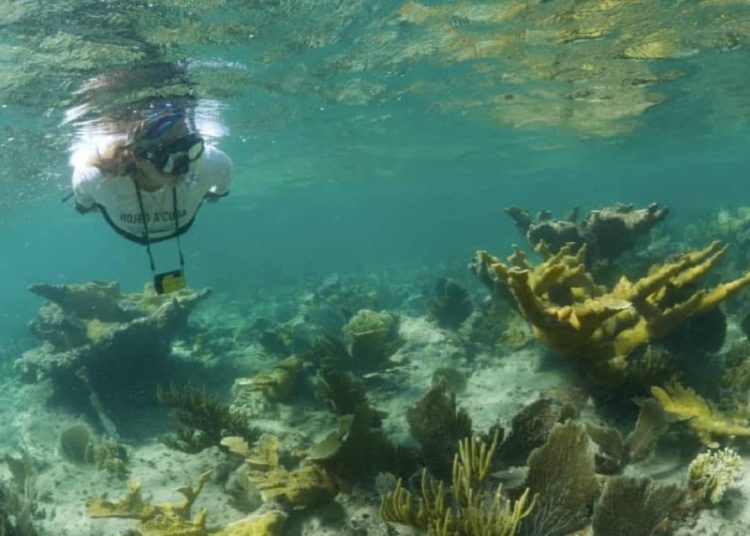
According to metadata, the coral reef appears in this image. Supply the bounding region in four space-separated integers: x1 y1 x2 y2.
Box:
0 479 38 536
233 356 303 402
461 301 531 353
58 423 93 463
585 423 626 476
343 309 403 371
431 367 468 395
223 434 338 510
505 202 668 273
591 476 685 536
315 367 368 415
498 398 576 469
380 431 535 535
1 451 38 536
623 398 669 464
687 448 743 504
15 281 210 419
407 381 473 479
472 241 750 384
157 383 258 453
651 382 750 447
521 421 600 535
87 470 287 535
89 437 130 479
308 403 416 486
428 278 473 330
684 207 750 276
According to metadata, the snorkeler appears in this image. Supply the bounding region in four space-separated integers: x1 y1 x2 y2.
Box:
70 101 232 293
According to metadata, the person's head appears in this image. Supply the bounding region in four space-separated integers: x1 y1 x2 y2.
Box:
130 108 205 178
90 102 204 183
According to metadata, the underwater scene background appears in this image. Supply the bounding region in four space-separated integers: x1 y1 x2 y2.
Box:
3 1 750 535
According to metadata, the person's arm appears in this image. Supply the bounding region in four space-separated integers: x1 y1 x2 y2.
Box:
72 165 100 213
203 146 233 202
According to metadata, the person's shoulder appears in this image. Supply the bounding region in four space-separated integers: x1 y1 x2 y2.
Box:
201 144 232 170
196 144 233 182
72 162 104 188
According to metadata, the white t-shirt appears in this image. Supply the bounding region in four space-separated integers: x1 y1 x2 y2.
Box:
72 145 232 244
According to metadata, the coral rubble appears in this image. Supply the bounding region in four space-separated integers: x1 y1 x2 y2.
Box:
87 470 286 535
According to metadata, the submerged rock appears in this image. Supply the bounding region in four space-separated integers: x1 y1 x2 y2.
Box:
15 281 210 418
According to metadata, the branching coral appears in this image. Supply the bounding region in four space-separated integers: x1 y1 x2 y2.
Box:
472 241 750 384
688 448 743 504
380 431 535 535
505 203 668 271
222 434 338 509
651 382 750 447
87 471 213 534
87 470 286 535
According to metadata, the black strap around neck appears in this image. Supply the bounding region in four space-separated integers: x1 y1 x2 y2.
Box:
134 179 185 274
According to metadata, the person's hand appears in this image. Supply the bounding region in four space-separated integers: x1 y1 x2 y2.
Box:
75 202 98 214
204 191 225 203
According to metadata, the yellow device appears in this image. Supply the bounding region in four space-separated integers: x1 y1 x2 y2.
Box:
154 269 186 294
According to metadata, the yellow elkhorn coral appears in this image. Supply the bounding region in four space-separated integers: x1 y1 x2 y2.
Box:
472 241 750 383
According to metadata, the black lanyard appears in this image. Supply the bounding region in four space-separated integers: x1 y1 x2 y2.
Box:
133 180 185 274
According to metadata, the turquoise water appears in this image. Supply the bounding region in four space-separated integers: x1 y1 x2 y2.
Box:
2 0 748 343
3 2 750 534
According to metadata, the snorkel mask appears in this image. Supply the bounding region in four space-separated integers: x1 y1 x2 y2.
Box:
132 110 205 175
